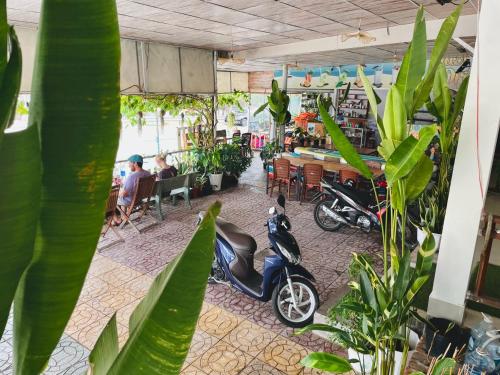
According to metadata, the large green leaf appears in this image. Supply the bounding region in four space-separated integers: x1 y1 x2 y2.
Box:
13 0 121 372
88 314 119 375
358 67 384 137
0 0 7 81
359 270 378 313
0 125 40 338
432 64 452 127
385 125 437 185
405 155 434 201
253 102 268 116
412 5 462 116
431 357 456 375
107 202 220 374
0 27 22 144
383 86 407 145
296 323 348 336
318 98 373 179
396 6 426 114
301 352 353 373
450 75 469 127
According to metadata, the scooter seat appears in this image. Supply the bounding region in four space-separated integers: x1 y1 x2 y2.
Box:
216 218 257 254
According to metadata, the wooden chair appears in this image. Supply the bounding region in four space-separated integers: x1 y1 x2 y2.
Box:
119 174 157 233
339 169 359 187
99 186 125 250
269 158 296 199
302 163 323 202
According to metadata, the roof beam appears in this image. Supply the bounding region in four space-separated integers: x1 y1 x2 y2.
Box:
236 14 477 60
453 37 475 54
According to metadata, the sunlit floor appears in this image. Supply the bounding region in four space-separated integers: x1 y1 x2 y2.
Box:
0 156 383 374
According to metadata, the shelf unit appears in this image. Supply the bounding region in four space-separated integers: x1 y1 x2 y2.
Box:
300 92 319 114
336 89 370 148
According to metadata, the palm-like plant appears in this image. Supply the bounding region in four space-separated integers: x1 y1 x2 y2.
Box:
0 1 220 374
298 5 464 375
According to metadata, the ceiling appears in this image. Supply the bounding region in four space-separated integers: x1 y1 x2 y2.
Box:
6 0 478 72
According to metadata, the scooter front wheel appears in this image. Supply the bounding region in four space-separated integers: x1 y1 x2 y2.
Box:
271 276 319 328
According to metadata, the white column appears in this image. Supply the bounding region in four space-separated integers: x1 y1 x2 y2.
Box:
428 0 500 323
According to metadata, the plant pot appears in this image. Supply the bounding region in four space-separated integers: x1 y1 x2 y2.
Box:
221 174 238 190
423 318 470 358
191 187 202 199
209 173 223 191
416 228 442 250
348 331 419 375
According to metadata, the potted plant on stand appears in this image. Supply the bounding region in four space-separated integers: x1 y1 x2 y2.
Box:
296 5 463 375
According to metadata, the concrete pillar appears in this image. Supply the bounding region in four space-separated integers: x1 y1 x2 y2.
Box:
428 0 500 323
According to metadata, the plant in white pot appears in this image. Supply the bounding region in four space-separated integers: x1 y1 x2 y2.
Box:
207 146 223 191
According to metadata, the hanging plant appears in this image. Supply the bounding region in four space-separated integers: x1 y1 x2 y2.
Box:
160 109 165 133
137 111 143 136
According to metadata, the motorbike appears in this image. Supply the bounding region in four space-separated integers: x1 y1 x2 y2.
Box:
312 178 418 250
205 194 319 328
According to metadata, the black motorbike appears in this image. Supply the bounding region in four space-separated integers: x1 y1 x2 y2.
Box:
312 178 418 250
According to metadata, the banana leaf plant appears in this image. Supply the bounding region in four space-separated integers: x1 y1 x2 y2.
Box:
253 79 291 146
424 64 469 233
297 5 463 375
0 1 220 374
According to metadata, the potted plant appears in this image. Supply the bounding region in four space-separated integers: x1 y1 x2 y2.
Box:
207 147 223 191
297 5 464 375
260 141 280 170
423 318 469 358
191 174 207 198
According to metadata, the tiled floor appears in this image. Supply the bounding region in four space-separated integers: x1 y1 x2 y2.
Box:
0 156 382 374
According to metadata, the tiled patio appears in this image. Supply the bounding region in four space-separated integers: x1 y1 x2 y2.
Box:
0 157 382 374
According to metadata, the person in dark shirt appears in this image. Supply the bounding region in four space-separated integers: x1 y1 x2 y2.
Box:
155 153 178 180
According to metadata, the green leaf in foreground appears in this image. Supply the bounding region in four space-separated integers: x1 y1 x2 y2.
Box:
318 98 373 179
0 124 40 338
0 27 22 144
301 352 353 373
88 314 119 375
13 0 121 372
107 202 221 375
385 125 436 185
405 155 434 201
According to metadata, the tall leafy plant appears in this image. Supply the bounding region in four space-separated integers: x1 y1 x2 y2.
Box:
298 5 463 375
0 2 221 374
424 65 469 233
253 79 291 145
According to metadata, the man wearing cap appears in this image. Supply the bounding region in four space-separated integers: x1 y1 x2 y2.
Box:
117 154 151 210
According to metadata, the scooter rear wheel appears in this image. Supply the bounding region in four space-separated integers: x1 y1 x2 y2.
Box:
314 200 342 231
271 276 319 328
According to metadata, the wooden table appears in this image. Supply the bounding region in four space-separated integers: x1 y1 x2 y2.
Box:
281 154 383 176
266 154 384 200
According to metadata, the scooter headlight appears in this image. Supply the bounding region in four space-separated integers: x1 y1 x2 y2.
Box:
276 242 301 265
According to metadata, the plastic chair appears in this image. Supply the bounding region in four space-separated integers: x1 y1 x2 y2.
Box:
302 163 323 202
269 158 296 199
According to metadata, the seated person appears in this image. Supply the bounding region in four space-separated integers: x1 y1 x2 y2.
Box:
155 153 177 180
115 154 151 223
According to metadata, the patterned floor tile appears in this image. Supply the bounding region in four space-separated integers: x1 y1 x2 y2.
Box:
181 364 208 375
70 316 127 350
222 319 277 357
78 276 112 304
86 286 138 316
258 336 310 375
121 274 153 298
65 303 107 336
192 342 252 375
116 299 141 328
87 256 122 277
197 307 241 339
239 358 287 374
98 265 144 288
185 330 219 364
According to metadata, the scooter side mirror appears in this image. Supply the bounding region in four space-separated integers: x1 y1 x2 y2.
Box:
277 194 286 209
269 207 277 215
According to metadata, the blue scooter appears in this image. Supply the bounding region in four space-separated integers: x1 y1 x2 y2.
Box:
207 194 319 328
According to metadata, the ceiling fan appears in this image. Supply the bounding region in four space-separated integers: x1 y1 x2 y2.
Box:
341 19 376 44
